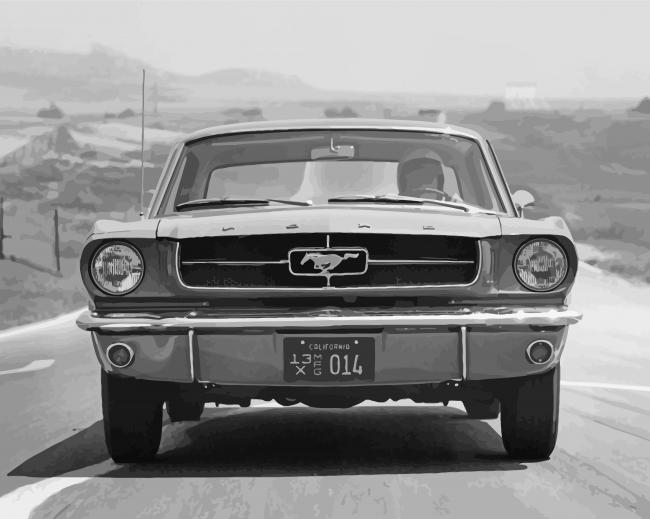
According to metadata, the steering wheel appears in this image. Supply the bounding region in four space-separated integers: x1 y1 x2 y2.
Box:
418 187 452 201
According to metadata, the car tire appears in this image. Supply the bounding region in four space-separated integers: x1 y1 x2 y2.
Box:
166 398 204 422
463 397 500 419
101 370 163 463
499 366 560 460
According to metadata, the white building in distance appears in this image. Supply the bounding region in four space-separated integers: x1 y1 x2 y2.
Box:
504 83 549 111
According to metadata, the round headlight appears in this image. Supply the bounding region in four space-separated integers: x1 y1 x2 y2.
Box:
91 242 144 295
514 239 568 292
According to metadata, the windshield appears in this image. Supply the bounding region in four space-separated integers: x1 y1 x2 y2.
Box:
159 130 504 214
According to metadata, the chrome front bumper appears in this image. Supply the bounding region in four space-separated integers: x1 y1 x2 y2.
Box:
77 306 582 332
80 306 581 385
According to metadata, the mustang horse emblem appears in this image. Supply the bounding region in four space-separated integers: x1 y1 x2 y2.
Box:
301 252 359 273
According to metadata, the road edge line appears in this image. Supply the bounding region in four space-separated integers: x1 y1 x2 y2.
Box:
562 381 650 393
0 308 85 342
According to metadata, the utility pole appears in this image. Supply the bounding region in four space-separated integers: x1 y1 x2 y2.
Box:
53 207 60 273
0 197 10 260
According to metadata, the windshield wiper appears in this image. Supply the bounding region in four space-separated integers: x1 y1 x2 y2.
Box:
327 194 472 212
176 198 311 211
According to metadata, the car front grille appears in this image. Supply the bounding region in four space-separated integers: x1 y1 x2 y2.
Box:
177 233 480 289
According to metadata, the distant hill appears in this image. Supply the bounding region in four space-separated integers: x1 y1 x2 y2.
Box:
0 44 162 82
0 44 492 111
189 68 310 89
0 45 176 103
0 44 638 116
0 45 316 107
630 97 650 114
175 67 317 104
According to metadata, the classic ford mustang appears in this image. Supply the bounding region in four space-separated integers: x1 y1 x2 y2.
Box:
76 119 582 463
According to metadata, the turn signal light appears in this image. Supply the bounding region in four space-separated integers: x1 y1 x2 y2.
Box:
106 343 134 368
526 340 554 365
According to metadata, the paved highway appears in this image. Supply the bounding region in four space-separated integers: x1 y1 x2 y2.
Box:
0 263 648 518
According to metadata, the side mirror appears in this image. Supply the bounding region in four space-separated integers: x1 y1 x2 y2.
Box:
512 189 535 217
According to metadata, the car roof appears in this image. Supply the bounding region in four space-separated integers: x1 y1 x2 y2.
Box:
183 118 484 144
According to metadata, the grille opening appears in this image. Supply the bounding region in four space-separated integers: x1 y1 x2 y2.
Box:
178 233 480 289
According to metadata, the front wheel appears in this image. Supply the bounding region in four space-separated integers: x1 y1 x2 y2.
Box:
499 366 560 460
101 371 163 463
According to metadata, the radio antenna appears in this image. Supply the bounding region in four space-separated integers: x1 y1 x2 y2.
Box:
139 68 146 218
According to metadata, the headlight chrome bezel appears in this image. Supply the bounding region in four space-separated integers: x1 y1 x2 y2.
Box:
90 241 145 296
513 238 569 292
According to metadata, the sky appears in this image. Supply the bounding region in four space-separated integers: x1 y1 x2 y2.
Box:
1 0 649 98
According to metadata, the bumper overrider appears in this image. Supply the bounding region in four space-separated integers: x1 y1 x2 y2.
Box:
78 306 582 385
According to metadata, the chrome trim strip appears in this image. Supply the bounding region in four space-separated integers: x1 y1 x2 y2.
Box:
478 139 512 216
460 326 468 380
174 240 483 291
148 143 183 218
184 121 484 143
77 307 583 332
188 329 196 380
102 312 164 319
182 260 290 265
486 139 518 217
182 259 473 266
368 259 475 265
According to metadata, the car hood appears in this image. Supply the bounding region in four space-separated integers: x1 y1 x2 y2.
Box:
156 205 502 239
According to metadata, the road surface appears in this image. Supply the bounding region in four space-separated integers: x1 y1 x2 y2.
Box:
0 263 648 518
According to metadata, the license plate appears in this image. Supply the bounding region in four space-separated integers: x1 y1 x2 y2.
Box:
283 337 375 382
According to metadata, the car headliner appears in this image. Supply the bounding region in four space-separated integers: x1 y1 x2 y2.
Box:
182 118 484 145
